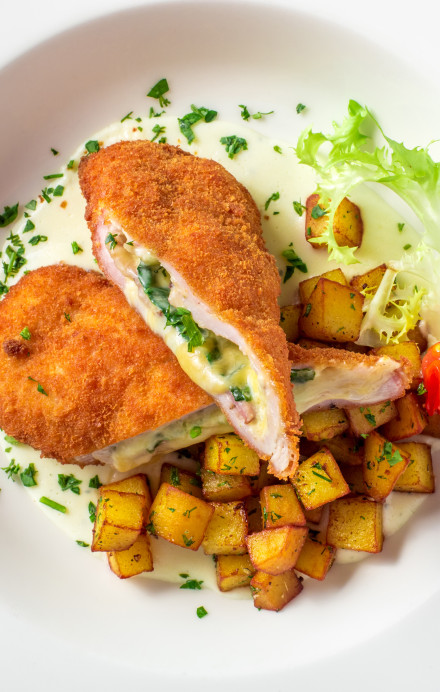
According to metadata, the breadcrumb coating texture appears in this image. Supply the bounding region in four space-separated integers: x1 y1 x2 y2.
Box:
0 265 212 462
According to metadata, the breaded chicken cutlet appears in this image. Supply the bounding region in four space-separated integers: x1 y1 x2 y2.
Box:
78 140 301 478
0 265 232 469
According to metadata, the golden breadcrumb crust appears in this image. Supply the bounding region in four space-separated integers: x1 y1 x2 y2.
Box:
78 141 301 475
0 265 212 463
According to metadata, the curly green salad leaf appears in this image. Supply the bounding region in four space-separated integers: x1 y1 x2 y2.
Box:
296 99 440 344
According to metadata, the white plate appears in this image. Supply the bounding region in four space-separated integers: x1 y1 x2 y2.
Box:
1 1 440 690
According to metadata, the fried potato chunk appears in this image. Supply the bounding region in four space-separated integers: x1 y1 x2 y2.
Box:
280 304 302 342
92 487 148 553
305 194 363 248
292 448 350 510
204 434 260 476
299 268 347 304
380 392 427 441
148 483 214 550
260 484 306 529
295 529 336 581
346 400 397 436
108 532 153 578
326 496 383 553
250 569 303 611
299 279 364 343
393 442 435 493
363 431 410 501
216 554 255 592
160 463 203 498
301 408 349 441
246 525 308 575
202 502 248 555
201 469 252 502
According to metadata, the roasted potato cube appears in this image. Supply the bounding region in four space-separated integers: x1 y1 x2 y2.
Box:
204 434 260 476
201 468 251 501
380 392 427 440
346 400 397 436
303 506 323 525
250 569 303 612
372 341 422 390
305 194 363 248
280 304 302 342
299 268 347 304
394 442 435 493
326 496 383 553
293 448 350 510
340 464 366 495
104 473 151 499
202 501 248 555
299 278 364 343
323 433 364 466
301 408 349 441
92 487 147 553
245 495 263 534
216 554 255 592
260 484 306 529
160 463 203 498
423 413 440 438
107 532 153 579
295 529 336 580
246 525 308 575
363 431 410 501
148 483 214 550
350 264 387 296
249 461 277 496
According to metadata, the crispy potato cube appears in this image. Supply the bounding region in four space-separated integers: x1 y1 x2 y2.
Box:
260 484 306 529
245 495 263 534
148 483 214 550
299 278 364 343
346 400 397 436
292 448 350 510
202 502 248 555
303 506 323 525
250 569 303 612
160 463 203 498
363 431 410 501
280 304 302 342
323 433 364 466
380 392 427 440
295 529 336 580
105 473 151 499
372 341 422 390
423 413 440 438
201 468 251 501
340 464 366 495
216 554 255 592
299 269 347 304
92 488 147 553
350 264 387 296
394 442 435 493
246 525 308 575
107 532 153 579
301 408 349 441
204 433 260 476
305 194 363 248
327 496 383 553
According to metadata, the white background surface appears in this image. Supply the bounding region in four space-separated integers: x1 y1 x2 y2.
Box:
1 1 440 690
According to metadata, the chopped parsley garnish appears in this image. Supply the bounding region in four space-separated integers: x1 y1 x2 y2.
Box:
28 235 48 246
2 232 27 283
88 501 97 523
4 435 21 445
230 385 252 402
76 540 89 547
417 383 427 395
311 204 327 219
398 222 405 232
20 463 37 487
23 220 35 233
28 376 48 396
71 241 83 255
51 148 59 156
296 103 306 114
312 469 332 483
151 124 167 143
170 467 181 487
178 104 217 144
293 200 306 216
206 346 221 364
147 78 170 108
220 135 248 159
183 506 197 518
67 160 75 170
290 367 315 383
281 245 308 283
180 576 203 590
20 327 31 340
196 606 208 619
0 203 19 228
238 104 274 120
121 111 133 122
25 200 37 211
403 243 412 251
1 460 21 480
58 473 82 495
85 140 100 154
273 145 282 154
88 475 102 489
105 233 118 250
190 426 202 439
264 192 280 210
40 496 66 513
182 534 195 547
64 312 71 322
43 173 63 180
382 441 403 467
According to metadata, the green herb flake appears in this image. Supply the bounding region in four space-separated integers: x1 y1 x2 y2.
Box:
58 473 82 495
1 459 21 480
20 327 31 340
0 203 19 228
105 233 118 250
4 435 21 445
85 140 100 154
147 78 170 108
67 160 75 170
88 501 97 523
238 104 274 121
25 200 37 211
403 243 412 251
64 312 71 322
398 222 405 232
182 534 195 547
178 104 217 144
273 145 282 154
296 103 306 114
290 367 315 383
76 540 89 547
293 200 306 216
264 192 280 210
28 235 48 246
311 204 327 219
27 376 48 396
180 577 203 590
51 148 59 156
196 606 208 619
170 467 181 487
417 383 427 395
151 123 167 143
71 241 83 255
88 475 102 489
23 220 35 233
121 111 133 122
190 426 202 439
282 244 308 283
40 496 66 513
230 385 252 402
220 135 248 159
43 173 63 180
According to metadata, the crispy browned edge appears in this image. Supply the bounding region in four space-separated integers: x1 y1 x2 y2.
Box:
0 264 212 463
78 141 301 476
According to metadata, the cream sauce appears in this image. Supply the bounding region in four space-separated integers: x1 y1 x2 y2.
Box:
0 114 434 589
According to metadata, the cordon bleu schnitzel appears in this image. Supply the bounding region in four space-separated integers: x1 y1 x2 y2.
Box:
78 140 302 478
